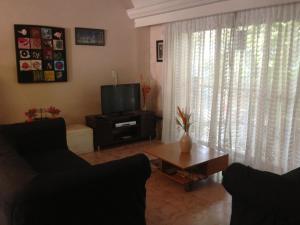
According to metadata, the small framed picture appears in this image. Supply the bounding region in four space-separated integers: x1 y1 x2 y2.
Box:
75 27 105 46
156 40 163 62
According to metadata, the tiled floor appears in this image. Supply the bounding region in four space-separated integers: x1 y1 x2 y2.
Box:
80 141 231 225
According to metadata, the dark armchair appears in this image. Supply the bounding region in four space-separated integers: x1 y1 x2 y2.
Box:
222 163 300 225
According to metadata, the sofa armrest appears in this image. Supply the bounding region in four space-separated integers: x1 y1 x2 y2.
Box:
222 163 300 211
1 118 68 155
282 167 300 182
12 154 151 225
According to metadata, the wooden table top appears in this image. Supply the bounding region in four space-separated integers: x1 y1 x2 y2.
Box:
145 142 228 170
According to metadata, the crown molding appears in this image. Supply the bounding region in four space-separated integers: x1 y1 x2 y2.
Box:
130 0 171 8
127 0 300 27
127 0 226 19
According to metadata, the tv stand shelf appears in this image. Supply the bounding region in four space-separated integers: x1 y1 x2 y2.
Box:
86 111 156 150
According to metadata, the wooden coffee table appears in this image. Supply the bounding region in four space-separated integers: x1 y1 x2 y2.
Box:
145 142 229 191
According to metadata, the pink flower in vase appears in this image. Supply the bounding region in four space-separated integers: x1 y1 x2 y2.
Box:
46 106 61 118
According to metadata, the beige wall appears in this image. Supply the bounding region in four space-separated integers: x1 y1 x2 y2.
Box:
0 0 141 124
135 25 164 114
149 25 164 115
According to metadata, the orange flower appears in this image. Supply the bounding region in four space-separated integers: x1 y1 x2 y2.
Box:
142 84 151 95
140 74 151 108
176 106 191 132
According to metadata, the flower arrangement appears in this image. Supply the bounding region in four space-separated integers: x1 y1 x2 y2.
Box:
46 106 61 118
24 106 61 121
142 84 151 106
25 108 38 122
140 74 151 110
176 106 191 133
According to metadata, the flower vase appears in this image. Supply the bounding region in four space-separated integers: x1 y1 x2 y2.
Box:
180 132 192 153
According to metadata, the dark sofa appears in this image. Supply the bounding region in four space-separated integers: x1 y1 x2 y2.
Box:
222 163 300 225
0 118 151 225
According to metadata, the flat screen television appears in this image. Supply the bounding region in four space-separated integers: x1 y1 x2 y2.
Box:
101 83 140 115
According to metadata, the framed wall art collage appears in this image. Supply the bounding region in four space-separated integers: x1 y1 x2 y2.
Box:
14 25 106 83
14 24 67 83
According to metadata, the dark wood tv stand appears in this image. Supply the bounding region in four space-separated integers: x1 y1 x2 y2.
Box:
85 111 156 150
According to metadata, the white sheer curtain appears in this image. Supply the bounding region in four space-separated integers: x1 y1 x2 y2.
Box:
162 3 300 173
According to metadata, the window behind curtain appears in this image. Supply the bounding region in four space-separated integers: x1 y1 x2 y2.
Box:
163 3 300 172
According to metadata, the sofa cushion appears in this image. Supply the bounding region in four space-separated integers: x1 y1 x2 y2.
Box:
0 134 37 225
12 154 150 225
22 149 90 173
0 119 68 156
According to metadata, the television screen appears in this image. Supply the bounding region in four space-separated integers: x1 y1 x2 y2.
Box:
101 83 140 115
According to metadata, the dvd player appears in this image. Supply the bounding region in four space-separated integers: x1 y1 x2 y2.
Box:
115 121 137 128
